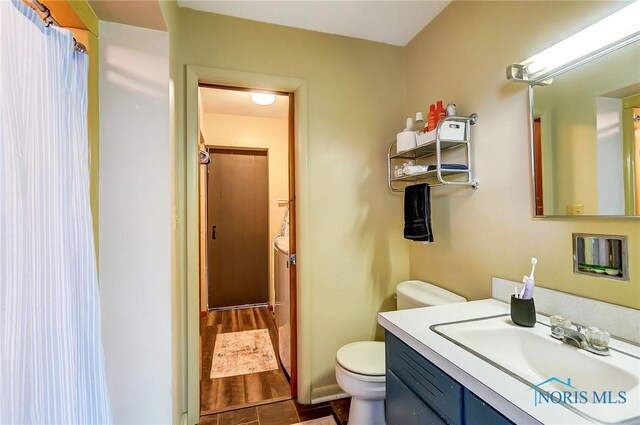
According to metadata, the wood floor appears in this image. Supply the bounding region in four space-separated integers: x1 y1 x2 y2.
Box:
201 306 291 416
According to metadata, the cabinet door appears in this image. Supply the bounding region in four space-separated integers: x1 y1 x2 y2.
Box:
386 370 446 425
386 332 463 424
464 389 514 425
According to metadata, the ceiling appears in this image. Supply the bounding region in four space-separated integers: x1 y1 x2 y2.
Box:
178 1 450 46
199 87 289 119
87 0 166 31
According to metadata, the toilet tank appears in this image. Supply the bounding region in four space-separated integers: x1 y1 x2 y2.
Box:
396 280 466 310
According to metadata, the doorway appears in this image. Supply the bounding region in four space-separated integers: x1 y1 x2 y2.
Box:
184 67 308 424
197 85 296 418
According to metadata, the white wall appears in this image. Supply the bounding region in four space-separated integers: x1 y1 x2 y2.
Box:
596 97 624 215
99 21 173 423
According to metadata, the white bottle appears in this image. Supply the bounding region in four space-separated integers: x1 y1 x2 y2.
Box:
446 103 457 116
403 118 414 132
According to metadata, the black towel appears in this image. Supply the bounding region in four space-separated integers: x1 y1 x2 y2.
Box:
404 183 433 242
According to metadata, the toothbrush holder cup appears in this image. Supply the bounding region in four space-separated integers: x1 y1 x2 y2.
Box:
510 295 536 327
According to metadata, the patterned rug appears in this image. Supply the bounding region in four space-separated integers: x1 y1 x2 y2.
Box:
294 416 338 425
210 329 279 379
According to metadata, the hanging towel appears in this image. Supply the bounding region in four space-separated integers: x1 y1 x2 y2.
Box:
404 183 434 242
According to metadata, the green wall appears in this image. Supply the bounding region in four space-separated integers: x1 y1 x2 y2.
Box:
164 3 640 423
173 6 409 415
405 1 639 309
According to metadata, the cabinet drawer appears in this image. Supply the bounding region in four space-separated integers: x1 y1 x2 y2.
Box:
463 389 514 425
386 331 463 424
387 370 446 425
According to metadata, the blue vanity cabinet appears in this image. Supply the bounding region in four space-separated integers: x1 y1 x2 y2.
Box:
387 370 446 425
385 331 514 425
463 389 513 425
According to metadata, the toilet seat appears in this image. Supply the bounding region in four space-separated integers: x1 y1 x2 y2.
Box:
336 341 385 379
336 362 385 383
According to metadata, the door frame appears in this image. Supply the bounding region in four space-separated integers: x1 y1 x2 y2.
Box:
184 66 309 424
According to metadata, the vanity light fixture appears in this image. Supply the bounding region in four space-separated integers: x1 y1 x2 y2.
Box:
251 92 276 106
507 0 640 85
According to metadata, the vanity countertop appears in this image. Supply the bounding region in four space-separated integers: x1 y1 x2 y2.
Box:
378 298 640 425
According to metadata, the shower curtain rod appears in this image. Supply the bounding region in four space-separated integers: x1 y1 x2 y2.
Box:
29 0 87 53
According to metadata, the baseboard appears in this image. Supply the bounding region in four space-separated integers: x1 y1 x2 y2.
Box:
310 384 348 404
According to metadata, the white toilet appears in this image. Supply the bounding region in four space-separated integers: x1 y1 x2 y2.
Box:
335 280 466 425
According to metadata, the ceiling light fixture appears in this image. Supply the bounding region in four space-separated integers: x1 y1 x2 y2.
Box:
507 1 640 85
251 92 276 106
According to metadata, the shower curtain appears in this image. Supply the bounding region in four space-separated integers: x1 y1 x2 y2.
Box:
0 1 112 423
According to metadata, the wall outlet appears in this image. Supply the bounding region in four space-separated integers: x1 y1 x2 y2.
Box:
566 204 584 215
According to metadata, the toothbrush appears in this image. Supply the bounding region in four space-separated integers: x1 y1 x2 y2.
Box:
520 257 538 299
529 257 538 280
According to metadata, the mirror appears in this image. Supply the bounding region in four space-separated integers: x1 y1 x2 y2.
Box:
530 40 640 217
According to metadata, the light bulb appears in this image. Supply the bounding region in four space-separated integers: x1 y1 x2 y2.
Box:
251 92 276 106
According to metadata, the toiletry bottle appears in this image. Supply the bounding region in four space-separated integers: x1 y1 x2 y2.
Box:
426 104 437 131
414 112 425 133
446 103 456 116
403 117 413 132
435 100 446 126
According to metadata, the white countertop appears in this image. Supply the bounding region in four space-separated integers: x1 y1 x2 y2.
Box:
378 299 640 425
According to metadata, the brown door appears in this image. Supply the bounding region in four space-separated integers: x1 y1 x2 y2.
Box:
207 148 269 308
533 117 544 216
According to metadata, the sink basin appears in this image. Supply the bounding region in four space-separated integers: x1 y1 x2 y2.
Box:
432 315 640 424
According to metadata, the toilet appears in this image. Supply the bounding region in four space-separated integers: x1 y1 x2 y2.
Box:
335 280 466 425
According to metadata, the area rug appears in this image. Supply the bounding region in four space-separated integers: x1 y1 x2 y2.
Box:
210 329 279 379
293 416 338 425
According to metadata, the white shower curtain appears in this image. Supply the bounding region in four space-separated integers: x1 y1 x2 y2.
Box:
0 1 112 423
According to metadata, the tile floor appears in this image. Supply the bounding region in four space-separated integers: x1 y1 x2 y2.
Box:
199 398 350 425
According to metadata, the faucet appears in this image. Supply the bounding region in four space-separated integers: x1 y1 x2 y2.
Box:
550 320 610 356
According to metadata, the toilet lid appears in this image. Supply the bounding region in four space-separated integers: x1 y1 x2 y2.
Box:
336 341 385 376
396 280 466 306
